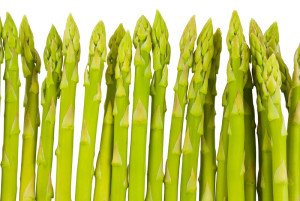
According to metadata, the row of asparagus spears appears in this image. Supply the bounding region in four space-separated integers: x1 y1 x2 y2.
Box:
0 9 299 201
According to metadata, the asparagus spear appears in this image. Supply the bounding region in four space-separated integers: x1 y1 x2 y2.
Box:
0 17 3 104
199 28 221 201
146 10 170 201
249 19 273 201
244 69 256 201
265 54 288 201
55 14 80 201
75 21 106 201
128 15 152 201
19 16 41 201
180 18 214 201
216 85 229 201
110 31 132 201
287 45 300 201
36 25 62 201
264 23 292 108
94 24 125 201
164 16 196 201
1 13 21 201
226 11 250 201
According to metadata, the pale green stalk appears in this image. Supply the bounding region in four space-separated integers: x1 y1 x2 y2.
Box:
0 17 3 104
216 85 229 201
146 10 170 201
110 31 132 201
128 15 152 201
180 18 214 201
19 16 41 201
199 28 221 201
55 14 80 201
287 45 300 201
1 13 21 201
164 16 196 201
226 11 250 201
75 21 106 201
36 25 62 201
249 19 273 201
94 24 125 201
264 55 288 201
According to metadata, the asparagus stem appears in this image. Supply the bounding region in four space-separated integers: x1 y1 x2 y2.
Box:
216 85 229 201
75 21 106 201
249 19 273 201
164 16 196 201
287 45 300 201
110 31 132 201
265 55 288 201
0 17 3 105
180 18 214 201
19 16 41 201
226 11 250 201
146 10 170 201
264 23 292 109
94 24 125 201
128 15 152 201
1 13 21 201
36 25 63 201
244 69 256 201
55 14 80 201
199 28 221 201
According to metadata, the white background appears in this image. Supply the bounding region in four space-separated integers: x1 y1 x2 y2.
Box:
0 0 298 200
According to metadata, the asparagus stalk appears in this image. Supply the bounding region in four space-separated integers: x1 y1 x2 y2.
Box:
226 11 250 201
146 10 170 201
75 21 106 201
94 24 125 201
216 85 229 201
1 13 21 201
164 16 196 201
199 28 221 201
36 25 62 201
128 15 152 201
55 14 80 201
244 69 256 201
0 17 3 104
265 54 288 201
110 31 132 201
180 18 214 201
19 16 41 201
264 23 291 108
287 45 300 201
249 19 273 201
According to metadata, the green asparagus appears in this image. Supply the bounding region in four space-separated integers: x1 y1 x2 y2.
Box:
128 15 152 201
146 10 170 201
75 21 106 201
164 16 196 201
199 28 221 201
55 14 80 201
265 54 288 201
19 16 41 201
180 18 214 201
226 11 250 201
0 17 3 103
94 24 125 201
287 45 300 201
1 13 21 201
36 25 63 201
249 19 273 201
110 31 132 201
244 69 256 201
216 85 229 201
264 23 292 108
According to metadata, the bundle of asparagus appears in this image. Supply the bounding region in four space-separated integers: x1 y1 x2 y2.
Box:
0 10 299 201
